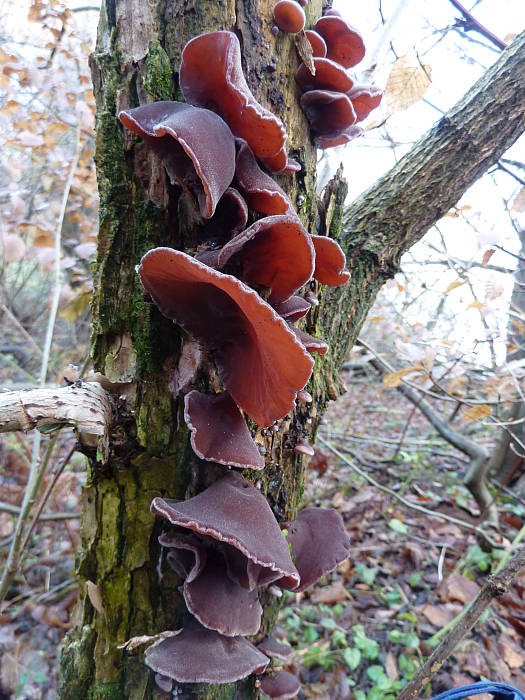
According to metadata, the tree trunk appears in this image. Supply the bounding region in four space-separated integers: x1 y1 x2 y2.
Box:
493 227 525 487
57 0 525 694
59 1 330 698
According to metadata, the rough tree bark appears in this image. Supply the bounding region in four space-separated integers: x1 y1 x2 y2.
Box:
55 0 525 696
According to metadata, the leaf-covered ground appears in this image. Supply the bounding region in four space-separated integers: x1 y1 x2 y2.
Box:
1 369 524 699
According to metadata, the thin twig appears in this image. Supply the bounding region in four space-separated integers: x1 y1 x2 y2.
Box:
396 540 525 700
318 436 500 548
0 127 81 606
448 0 507 51
0 501 79 521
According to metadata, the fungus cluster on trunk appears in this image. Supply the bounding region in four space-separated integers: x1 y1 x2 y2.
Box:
115 7 380 694
292 8 383 148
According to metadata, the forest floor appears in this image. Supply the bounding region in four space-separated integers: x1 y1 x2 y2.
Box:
0 368 524 699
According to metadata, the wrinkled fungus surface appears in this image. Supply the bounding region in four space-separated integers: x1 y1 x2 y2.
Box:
295 57 353 93
314 124 364 149
119 101 235 219
260 670 301 699
138 248 313 425
235 139 292 216
315 15 366 68
151 472 300 588
273 295 311 323
145 620 269 684
311 235 350 285
184 390 264 470
217 215 315 305
257 637 294 663
180 31 287 166
273 0 305 34
347 84 383 121
305 30 327 58
161 532 262 637
300 90 356 136
282 507 350 591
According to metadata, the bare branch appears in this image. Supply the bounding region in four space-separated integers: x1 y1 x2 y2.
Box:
396 542 525 700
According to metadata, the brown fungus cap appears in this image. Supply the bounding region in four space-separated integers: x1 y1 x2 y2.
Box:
257 637 294 663
300 90 357 137
295 57 354 93
151 471 300 589
260 670 301 699
273 296 311 323
281 507 350 592
314 124 364 149
290 325 329 356
315 15 366 69
161 532 263 637
118 101 235 219
138 248 313 426
311 235 350 285
235 139 293 216
145 619 269 684
184 390 264 470
180 31 287 167
273 0 305 33
217 215 315 305
262 147 301 174
305 30 327 58
199 186 248 246
347 84 383 121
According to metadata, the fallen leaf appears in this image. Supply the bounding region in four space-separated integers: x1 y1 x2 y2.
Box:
461 404 491 424
420 603 457 627
385 650 399 680
441 573 480 604
499 637 524 669
310 581 349 604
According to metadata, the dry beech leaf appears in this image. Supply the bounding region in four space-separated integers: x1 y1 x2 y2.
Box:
467 300 484 311
511 186 525 212
385 55 431 112
444 279 467 295
310 581 348 604
385 651 399 681
499 638 523 669
420 603 457 627
382 364 422 388
86 580 105 616
441 573 480 604
481 248 496 267
461 403 491 424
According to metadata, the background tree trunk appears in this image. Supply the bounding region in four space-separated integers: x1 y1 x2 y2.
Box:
58 0 525 694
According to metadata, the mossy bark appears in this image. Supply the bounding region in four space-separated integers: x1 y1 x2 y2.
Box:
58 4 525 697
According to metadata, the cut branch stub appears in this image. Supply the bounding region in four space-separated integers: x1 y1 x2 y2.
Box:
160 532 263 637
281 507 350 591
311 235 351 285
144 619 269 684
138 248 313 426
184 390 264 470
151 471 300 589
180 30 287 169
217 215 315 305
118 101 235 219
